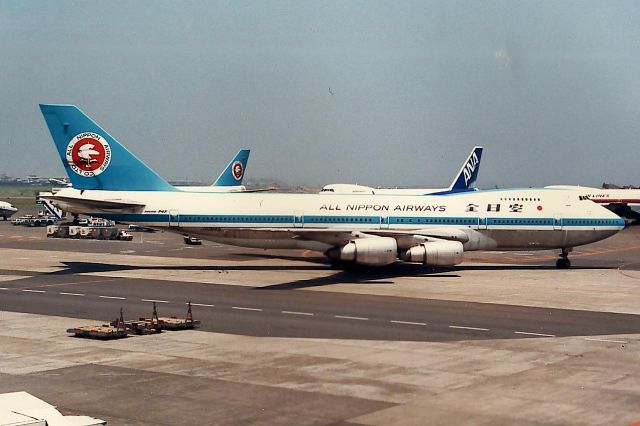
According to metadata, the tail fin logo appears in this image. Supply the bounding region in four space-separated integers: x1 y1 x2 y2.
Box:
462 152 479 185
65 132 111 177
232 161 244 180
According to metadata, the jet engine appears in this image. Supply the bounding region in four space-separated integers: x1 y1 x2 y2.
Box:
402 240 464 266
326 237 397 266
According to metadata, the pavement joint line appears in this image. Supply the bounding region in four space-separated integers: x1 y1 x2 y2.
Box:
281 310 314 316
141 299 169 303
583 337 628 344
449 325 489 331
514 331 556 337
22 289 45 293
37 277 125 289
390 320 427 326
59 292 84 296
99 295 126 300
232 306 262 311
334 315 369 321
191 303 215 307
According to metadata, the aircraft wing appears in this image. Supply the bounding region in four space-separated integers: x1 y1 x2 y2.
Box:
41 194 146 214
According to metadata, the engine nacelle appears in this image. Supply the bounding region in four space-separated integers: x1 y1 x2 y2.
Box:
402 241 464 266
327 237 397 266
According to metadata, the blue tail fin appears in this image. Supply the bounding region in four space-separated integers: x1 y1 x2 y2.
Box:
39 104 175 191
447 146 483 192
212 149 250 186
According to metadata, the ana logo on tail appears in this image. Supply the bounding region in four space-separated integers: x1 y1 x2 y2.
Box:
232 161 244 180
66 132 111 177
462 152 479 186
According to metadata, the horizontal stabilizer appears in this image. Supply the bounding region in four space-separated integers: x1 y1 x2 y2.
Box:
41 194 146 214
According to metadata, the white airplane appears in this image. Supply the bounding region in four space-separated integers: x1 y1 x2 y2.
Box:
40 104 625 269
546 185 640 210
0 201 18 220
320 147 483 195
178 149 251 193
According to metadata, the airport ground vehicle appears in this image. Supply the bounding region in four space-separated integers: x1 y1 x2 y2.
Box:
183 235 202 245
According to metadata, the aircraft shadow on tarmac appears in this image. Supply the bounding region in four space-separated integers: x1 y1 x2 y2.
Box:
40 259 617 294
47 259 613 278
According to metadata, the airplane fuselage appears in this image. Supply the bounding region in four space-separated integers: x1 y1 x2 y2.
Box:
50 187 624 253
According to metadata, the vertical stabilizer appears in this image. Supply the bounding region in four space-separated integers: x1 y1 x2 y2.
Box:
39 104 175 191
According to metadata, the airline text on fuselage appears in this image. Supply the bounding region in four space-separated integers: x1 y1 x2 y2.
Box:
319 204 447 212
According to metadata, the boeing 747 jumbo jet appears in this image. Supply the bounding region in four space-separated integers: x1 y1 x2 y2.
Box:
178 149 250 193
320 146 483 195
0 201 18 220
39 104 624 269
546 185 640 211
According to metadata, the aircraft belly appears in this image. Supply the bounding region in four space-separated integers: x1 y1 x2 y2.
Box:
486 229 619 250
181 228 333 251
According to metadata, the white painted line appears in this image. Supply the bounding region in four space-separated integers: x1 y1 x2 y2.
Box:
99 295 126 300
282 310 314 316
449 325 489 331
584 337 628 344
232 306 262 311
141 299 169 303
0 287 8 290
334 315 369 321
59 292 84 297
191 303 214 307
22 289 45 293
390 320 426 326
514 331 556 337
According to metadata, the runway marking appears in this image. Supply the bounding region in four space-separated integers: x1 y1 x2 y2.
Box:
390 320 426 326
59 292 84 297
514 331 556 337
141 299 169 303
583 337 628 344
449 325 489 331
37 277 124 289
22 289 45 293
0 287 8 290
282 310 314 316
232 306 262 311
335 315 368 321
191 303 214 307
99 295 126 300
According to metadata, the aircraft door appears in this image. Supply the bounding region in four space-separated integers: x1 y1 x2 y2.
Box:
169 210 179 227
478 214 487 230
294 211 304 228
553 213 562 230
380 216 389 229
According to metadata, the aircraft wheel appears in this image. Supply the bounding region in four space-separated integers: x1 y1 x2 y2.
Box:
556 258 571 269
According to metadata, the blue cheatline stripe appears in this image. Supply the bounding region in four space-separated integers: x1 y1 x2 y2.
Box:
91 213 624 228
305 215 380 224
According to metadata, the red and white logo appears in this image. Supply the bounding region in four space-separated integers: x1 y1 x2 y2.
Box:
66 132 111 177
232 161 244 181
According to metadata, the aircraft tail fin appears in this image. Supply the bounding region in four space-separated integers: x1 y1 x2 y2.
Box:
446 146 483 193
212 149 250 186
39 104 175 191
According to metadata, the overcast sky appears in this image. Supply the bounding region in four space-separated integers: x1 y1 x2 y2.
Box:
1 0 639 188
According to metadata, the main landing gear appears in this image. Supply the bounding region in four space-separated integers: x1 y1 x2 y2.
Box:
556 248 572 269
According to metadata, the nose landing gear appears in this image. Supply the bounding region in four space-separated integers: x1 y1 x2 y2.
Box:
556 248 572 269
